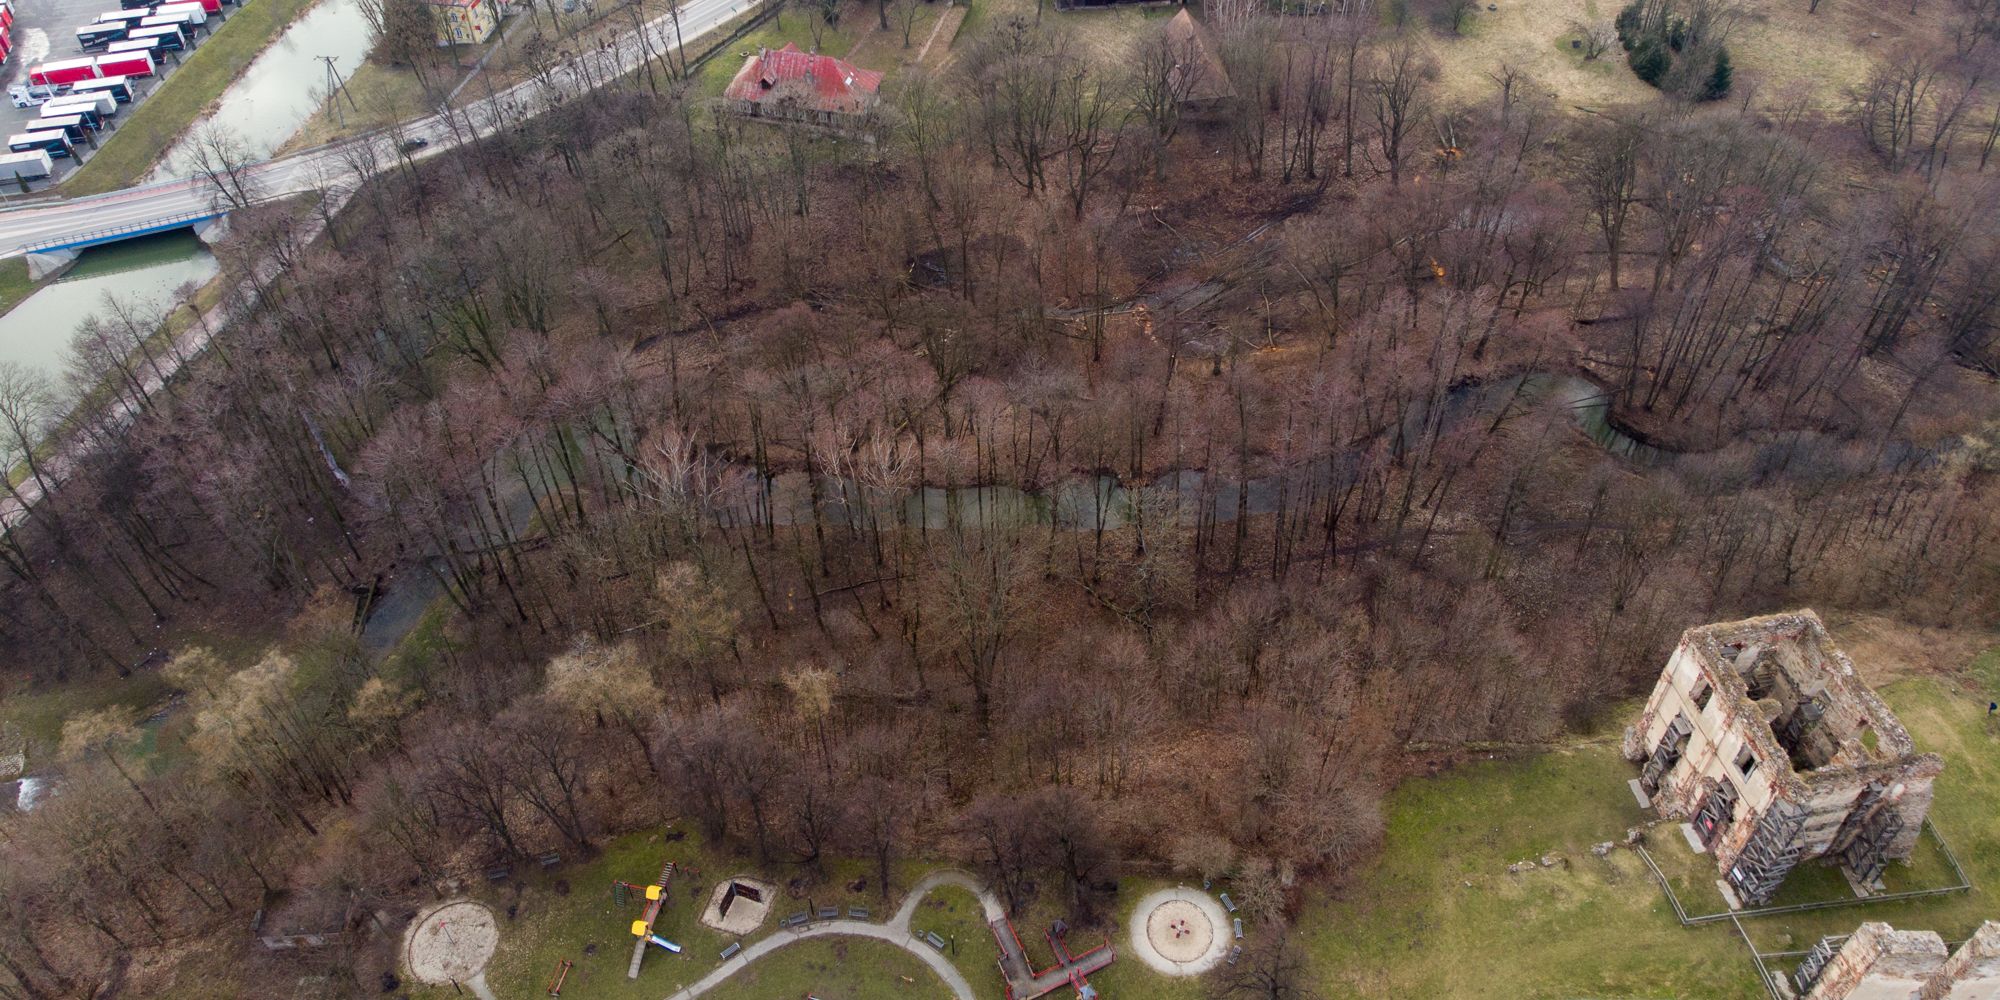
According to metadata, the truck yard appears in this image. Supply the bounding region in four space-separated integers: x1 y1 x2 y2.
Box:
0 0 223 185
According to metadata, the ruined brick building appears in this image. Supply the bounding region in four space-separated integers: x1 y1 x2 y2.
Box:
1625 611 1944 906
1794 921 2000 1000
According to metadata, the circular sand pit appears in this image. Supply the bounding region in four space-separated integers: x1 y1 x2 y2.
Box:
1128 888 1230 976
404 900 498 985
1147 899 1214 962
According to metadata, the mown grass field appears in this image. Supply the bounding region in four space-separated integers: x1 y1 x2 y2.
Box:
63 0 327 195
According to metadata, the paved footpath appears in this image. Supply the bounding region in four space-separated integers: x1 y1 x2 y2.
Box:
662 870 1001 1000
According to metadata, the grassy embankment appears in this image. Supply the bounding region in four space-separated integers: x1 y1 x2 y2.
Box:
62 0 328 196
0 257 35 316
1299 645 2000 999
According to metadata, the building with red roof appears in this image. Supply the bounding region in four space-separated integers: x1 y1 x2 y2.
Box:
722 43 884 128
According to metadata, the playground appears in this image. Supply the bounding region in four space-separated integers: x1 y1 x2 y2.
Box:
1128 888 1231 977
403 900 499 987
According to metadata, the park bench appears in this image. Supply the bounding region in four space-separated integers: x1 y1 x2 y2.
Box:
538 851 561 870
1229 945 1242 965
782 912 809 928
817 906 838 920
1233 917 1244 940
1220 892 1237 913
848 906 869 919
719 942 742 961
485 866 511 883
925 931 946 950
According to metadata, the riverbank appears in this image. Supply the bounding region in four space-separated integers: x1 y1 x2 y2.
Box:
62 0 330 195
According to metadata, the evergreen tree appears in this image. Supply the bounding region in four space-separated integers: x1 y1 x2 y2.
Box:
1703 48 1733 101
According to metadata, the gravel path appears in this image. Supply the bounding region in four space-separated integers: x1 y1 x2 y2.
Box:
662 870 999 1000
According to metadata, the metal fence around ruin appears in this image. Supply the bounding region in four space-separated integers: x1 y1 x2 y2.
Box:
1633 818 1973 928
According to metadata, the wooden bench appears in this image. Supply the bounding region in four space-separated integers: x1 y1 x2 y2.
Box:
924 931 946 950
847 906 869 919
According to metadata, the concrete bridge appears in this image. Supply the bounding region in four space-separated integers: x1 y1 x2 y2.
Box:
0 0 758 265
22 211 229 279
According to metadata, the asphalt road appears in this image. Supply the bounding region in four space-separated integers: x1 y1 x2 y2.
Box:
0 0 753 256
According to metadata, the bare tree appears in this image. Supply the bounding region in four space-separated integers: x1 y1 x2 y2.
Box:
1369 37 1438 186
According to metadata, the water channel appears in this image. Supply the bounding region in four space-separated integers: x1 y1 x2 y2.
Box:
0 230 218 379
149 0 375 179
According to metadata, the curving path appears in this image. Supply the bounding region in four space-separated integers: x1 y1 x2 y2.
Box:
663 870 1000 1000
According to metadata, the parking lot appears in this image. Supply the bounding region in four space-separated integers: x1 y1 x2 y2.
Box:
0 0 205 182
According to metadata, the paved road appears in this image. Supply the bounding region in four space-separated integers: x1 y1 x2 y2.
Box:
662 870 1001 1000
0 0 756 256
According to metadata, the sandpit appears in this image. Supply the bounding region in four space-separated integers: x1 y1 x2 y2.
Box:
1128 888 1230 976
404 900 498 985
700 875 777 935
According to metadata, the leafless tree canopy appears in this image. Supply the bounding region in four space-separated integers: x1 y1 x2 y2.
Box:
4 2 2000 994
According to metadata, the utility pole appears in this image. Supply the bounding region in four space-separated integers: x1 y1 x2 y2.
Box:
319 55 359 127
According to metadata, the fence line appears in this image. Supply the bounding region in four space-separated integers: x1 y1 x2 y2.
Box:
1635 819 1971 928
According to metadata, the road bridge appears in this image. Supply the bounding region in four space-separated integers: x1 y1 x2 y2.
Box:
0 0 756 261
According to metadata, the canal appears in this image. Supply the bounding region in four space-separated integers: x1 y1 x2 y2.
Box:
0 230 218 380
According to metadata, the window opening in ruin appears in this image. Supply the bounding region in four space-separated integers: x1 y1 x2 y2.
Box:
1694 781 1738 848
1693 682 1712 711
1642 714 1693 794
1736 746 1760 779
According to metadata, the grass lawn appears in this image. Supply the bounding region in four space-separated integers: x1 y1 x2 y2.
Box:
700 937 950 999
0 258 39 319
0 671 170 752
1295 646 2000 999
281 58 437 152
694 12 859 97
908 883 1006 1000
63 0 328 196
407 825 942 1000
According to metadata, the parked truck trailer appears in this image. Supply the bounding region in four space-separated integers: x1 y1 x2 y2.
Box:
0 149 54 183
94 48 157 76
8 131 74 158
0 149 54 182
29 57 102 87
70 76 136 102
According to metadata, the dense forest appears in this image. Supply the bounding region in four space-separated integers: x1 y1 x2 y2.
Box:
3 0 2000 993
